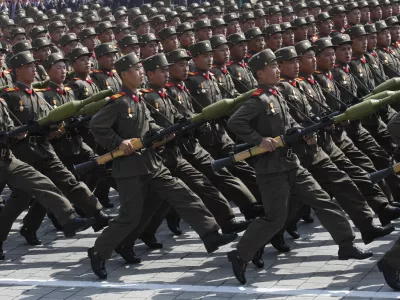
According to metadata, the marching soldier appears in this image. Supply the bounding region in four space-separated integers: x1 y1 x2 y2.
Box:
118 35 140 57
158 27 179 53
281 22 295 46
291 17 309 43
32 38 52 82
79 28 99 70
87 53 238 280
263 24 284 52
226 49 372 285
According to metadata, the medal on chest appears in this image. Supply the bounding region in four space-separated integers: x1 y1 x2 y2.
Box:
269 102 276 114
359 68 363 77
201 83 206 94
19 100 23 112
106 81 112 90
84 87 89 96
342 75 347 85
238 71 242 81
155 102 159 111
218 76 222 83
178 95 182 103
53 99 57 108
127 107 132 118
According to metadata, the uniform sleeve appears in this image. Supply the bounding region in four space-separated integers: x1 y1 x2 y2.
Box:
227 97 264 146
0 100 14 132
387 111 400 145
91 74 105 91
90 101 124 151
144 103 162 133
68 81 84 100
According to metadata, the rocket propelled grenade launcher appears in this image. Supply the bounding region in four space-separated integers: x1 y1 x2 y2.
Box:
369 77 400 95
0 90 113 141
73 89 257 175
212 98 397 171
369 163 400 184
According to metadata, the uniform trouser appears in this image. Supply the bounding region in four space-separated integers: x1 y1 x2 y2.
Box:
139 157 235 237
384 236 400 269
202 144 262 202
300 149 374 231
345 126 400 200
362 118 397 158
0 156 75 243
94 164 220 259
236 166 355 262
12 149 102 232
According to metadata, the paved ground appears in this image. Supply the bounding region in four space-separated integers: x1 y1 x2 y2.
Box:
0 189 399 300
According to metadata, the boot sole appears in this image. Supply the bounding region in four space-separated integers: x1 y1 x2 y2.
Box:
338 252 373 260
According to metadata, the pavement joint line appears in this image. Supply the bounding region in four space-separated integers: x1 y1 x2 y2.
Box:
0 278 399 298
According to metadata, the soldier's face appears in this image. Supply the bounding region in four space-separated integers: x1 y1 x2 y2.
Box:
169 60 189 81
123 44 140 57
63 41 78 55
318 19 333 35
169 17 181 28
266 33 282 51
141 41 159 59
83 36 97 52
13 34 26 44
279 58 299 78
371 7 382 20
197 27 212 41
137 23 151 35
99 29 115 43
148 66 169 87
213 44 230 64
250 36 265 52
257 61 280 85
179 31 195 48
367 33 378 50
155 23 168 34
311 7 321 17
34 46 51 62
48 61 67 84
241 19 256 32
73 55 91 73
282 30 295 46
163 35 179 52
227 20 241 35
333 13 347 27
382 5 392 18
299 50 316 74
347 9 361 25
268 13 282 25
316 47 335 70
377 29 391 47
193 52 213 70
51 27 65 42
24 24 34 33
255 17 267 30
297 9 309 17
390 25 400 42
294 26 308 41
98 53 116 70
335 43 352 64
117 16 128 24
19 62 36 83
35 32 47 39
213 25 227 37
352 35 368 53
282 13 295 22
230 41 247 59
360 8 371 23
393 3 400 15
307 23 317 38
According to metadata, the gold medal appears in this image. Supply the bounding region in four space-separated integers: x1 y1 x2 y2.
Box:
19 100 23 111
127 107 132 118
178 95 182 103
201 83 206 94
53 99 57 108
218 76 222 83
238 72 242 81
155 103 159 111
359 68 363 77
269 102 275 114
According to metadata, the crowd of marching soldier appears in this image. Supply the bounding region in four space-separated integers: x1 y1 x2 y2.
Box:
1 0 400 290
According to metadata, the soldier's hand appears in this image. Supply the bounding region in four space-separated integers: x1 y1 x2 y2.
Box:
15 132 27 140
259 137 279 152
119 139 135 155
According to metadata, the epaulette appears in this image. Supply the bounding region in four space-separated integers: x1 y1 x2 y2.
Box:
314 70 322 74
279 77 285 81
72 77 81 81
165 82 174 87
4 87 19 92
188 71 199 76
226 61 234 67
91 70 102 73
110 92 126 100
252 88 263 97
140 88 154 93
334 64 340 68
210 71 215 76
3 69 10 75
34 88 47 92
296 77 305 81
65 87 71 91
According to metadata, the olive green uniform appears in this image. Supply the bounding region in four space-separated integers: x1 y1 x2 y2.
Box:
90 86 220 259
228 84 355 262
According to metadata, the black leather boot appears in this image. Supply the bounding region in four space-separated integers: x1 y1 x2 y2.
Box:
88 247 107 279
20 226 42 246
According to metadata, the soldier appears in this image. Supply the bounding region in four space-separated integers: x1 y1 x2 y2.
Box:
0 98 95 260
186 41 262 203
244 27 265 60
95 22 116 45
118 35 140 57
79 28 99 70
240 12 256 33
224 13 241 36
267 6 282 25
0 44 12 87
306 15 317 41
85 14 101 29
226 49 372 285
359 0 371 24
91 43 122 93
194 19 212 42
211 18 228 37
59 33 79 63
68 17 85 36
263 24 284 52
386 17 400 57
87 52 237 280
282 6 296 23
346 3 362 27
315 12 333 40
295 2 309 17
0 19 16 52
48 21 66 54
254 8 267 31
158 27 179 53
1 51 111 245
32 38 51 82
330 5 347 34
132 16 151 38
281 22 295 46
139 33 159 60
151 15 168 36
278 44 396 244
291 17 309 43
30 26 48 41
226 33 257 93
309 1 322 17
166 11 181 27
370 0 383 21
381 0 393 18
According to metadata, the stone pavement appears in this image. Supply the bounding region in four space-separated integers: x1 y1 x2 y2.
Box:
0 189 399 300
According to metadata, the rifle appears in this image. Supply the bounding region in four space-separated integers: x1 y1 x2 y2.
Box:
212 97 399 171
73 89 257 175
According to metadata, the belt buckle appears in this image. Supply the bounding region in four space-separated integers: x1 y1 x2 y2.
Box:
286 148 292 158
28 136 37 145
1 149 6 157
